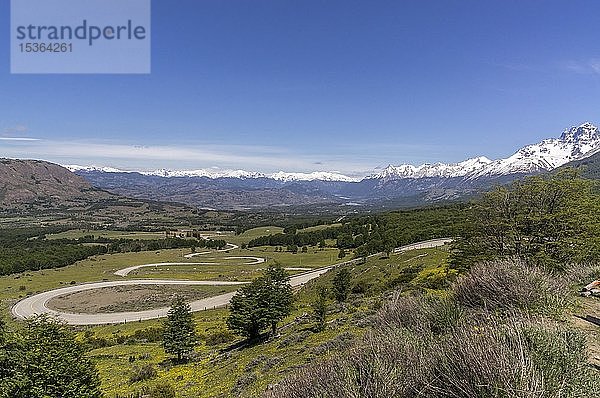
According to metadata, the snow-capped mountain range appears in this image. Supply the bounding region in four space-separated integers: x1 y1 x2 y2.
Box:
370 122 600 181
66 122 600 183
65 123 600 210
65 165 360 182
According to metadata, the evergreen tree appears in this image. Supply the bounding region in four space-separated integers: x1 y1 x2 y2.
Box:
332 268 351 302
338 249 347 259
227 281 265 339
262 266 294 336
162 296 197 362
227 266 293 339
312 288 328 332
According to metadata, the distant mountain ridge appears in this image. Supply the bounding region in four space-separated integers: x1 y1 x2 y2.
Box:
370 122 600 181
67 122 600 184
66 165 360 182
19 122 600 210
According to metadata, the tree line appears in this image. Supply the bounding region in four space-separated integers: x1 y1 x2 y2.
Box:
248 205 469 256
0 233 227 276
452 169 600 270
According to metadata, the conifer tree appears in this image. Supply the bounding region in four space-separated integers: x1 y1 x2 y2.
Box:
163 296 197 362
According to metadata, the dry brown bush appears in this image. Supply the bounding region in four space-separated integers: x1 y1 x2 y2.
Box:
264 260 600 398
452 259 570 315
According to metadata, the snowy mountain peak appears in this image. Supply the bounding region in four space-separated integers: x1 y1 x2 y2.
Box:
139 168 266 179
270 171 359 182
371 156 493 180
469 122 600 179
64 165 130 174
560 122 600 144
376 123 600 181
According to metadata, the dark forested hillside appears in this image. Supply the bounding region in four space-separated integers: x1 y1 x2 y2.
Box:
560 151 600 180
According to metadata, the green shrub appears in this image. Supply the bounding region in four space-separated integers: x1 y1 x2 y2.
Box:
413 264 457 290
150 383 176 398
129 363 157 383
204 329 236 346
130 327 163 343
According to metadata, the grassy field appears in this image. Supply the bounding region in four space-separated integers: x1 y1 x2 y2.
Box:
83 247 451 398
226 226 284 245
47 284 240 314
0 243 340 319
45 226 289 244
297 223 341 233
2 223 454 397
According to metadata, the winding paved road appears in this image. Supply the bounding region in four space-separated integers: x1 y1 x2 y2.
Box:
115 256 266 277
11 238 451 325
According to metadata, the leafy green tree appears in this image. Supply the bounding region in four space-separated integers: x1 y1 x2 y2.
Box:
262 266 294 335
336 233 354 249
332 268 351 302
162 296 197 362
453 170 600 270
312 288 328 332
383 236 396 257
12 315 102 398
338 249 347 259
227 266 293 339
0 318 25 398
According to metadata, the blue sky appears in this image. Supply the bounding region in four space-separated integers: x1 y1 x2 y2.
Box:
2 0 600 175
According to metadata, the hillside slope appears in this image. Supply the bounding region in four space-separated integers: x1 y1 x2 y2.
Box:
0 158 215 230
0 158 113 207
560 150 600 179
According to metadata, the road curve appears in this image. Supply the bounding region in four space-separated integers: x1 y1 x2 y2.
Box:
115 257 266 277
183 251 211 258
11 238 451 325
12 279 247 325
12 269 330 325
394 238 453 253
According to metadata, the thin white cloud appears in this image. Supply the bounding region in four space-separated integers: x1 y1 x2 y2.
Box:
0 136 468 177
0 138 379 175
562 59 600 75
0 137 40 141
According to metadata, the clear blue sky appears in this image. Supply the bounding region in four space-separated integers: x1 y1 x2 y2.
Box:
2 0 600 175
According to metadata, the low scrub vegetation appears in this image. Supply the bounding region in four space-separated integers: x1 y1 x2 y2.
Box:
453 259 571 316
129 364 157 384
265 259 600 398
